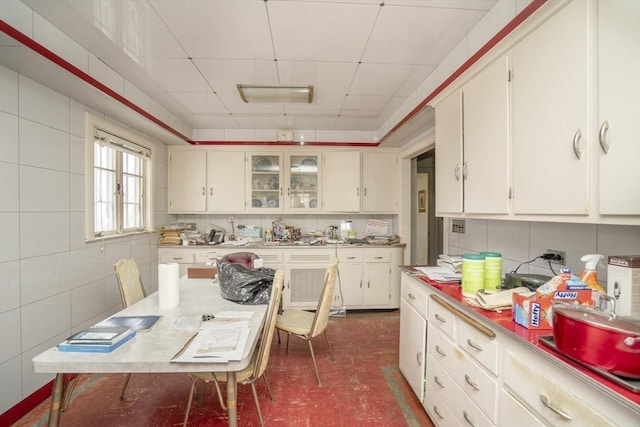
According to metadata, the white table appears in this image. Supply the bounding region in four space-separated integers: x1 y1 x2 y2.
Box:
32 277 267 427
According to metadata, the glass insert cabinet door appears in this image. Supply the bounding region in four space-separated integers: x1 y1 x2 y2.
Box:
249 154 282 210
287 154 320 211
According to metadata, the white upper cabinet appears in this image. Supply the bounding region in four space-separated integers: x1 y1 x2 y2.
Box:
361 151 398 212
597 0 640 215
169 150 207 213
286 153 321 212
435 89 464 214
463 55 510 214
168 150 245 213
207 151 245 212
510 0 589 215
322 151 361 212
247 153 283 211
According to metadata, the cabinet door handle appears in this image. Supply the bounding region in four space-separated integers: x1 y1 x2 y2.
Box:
599 120 610 153
540 394 573 421
432 405 445 419
364 187 367 196
454 164 461 181
572 129 583 160
209 187 213 196
374 256 383 259
433 375 445 389
407 293 416 300
435 345 446 357
356 187 360 196
172 257 183 261
367 280 370 288
201 186 205 196
347 256 356 259
464 374 480 391
434 313 446 323
463 161 469 180
416 350 422 366
287 187 290 196
280 187 283 196
463 410 477 427
360 279 363 289
466 338 483 352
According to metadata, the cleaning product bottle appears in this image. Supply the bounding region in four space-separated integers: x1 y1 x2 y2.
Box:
579 254 606 292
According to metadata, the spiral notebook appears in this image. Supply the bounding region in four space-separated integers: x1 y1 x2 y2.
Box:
93 315 162 331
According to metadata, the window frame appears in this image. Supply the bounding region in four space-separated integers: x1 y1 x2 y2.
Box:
85 113 154 242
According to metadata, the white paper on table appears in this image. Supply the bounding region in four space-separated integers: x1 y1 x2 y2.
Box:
200 320 250 330
172 327 250 363
414 266 462 282
215 311 254 319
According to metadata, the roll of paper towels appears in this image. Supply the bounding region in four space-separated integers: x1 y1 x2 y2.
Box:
158 263 180 309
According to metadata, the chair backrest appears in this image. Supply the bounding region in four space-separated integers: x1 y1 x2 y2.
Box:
220 252 260 269
251 269 284 380
309 258 339 339
114 258 146 308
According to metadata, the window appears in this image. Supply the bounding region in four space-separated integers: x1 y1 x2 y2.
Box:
86 114 153 240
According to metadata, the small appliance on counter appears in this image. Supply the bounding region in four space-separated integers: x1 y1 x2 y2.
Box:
608 255 640 319
503 273 552 291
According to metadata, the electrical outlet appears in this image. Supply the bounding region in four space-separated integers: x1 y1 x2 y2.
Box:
452 219 465 234
546 249 566 265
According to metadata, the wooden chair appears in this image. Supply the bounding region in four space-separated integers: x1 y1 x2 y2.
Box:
183 269 284 427
276 258 338 386
113 258 146 399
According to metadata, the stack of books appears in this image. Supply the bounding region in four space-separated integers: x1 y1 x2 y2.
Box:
58 326 136 353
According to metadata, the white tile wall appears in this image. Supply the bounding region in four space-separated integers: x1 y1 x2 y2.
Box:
448 219 640 287
0 65 170 413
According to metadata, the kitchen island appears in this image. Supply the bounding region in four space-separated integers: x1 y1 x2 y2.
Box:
159 243 404 310
399 267 640 426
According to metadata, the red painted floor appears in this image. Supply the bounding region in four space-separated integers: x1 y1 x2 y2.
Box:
13 311 434 426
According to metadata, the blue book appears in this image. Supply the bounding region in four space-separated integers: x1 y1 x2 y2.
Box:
58 329 136 353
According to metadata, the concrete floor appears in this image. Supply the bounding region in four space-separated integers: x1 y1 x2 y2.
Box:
14 311 434 426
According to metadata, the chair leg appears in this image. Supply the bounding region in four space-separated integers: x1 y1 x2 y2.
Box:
285 332 291 354
212 376 227 410
120 373 132 400
183 379 198 427
307 340 322 387
250 383 265 427
262 372 274 402
323 330 335 362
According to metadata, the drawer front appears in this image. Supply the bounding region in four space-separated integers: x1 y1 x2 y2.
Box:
429 296 456 339
338 250 363 263
429 325 498 422
457 319 499 376
425 354 462 427
503 350 617 427
364 250 390 263
499 389 545 427
285 251 334 263
401 277 428 316
252 251 283 264
159 251 194 264
193 251 219 262
427 352 493 427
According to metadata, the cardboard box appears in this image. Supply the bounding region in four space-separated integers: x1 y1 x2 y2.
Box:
512 288 593 329
187 263 217 279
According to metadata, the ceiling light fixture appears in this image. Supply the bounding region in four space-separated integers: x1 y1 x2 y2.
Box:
237 84 314 103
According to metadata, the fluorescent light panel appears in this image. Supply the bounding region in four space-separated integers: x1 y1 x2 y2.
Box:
237 84 314 103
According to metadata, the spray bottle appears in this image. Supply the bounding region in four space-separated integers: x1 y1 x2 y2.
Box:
579 254 605 292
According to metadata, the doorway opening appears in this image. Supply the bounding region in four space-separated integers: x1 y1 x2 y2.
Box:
411 149 442 265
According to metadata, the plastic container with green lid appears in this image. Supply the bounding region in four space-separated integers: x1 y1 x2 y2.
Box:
480 251 502 293
462 253 485 297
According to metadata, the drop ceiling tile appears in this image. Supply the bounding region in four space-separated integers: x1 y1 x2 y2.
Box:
142 58 211 92
276 60 357 95
166 92 227 114
216 90 287 114
190 114 240 130
150 0 273 59
385 0 497 9
268 1 380 62
341 94 393 116
193 58 279 94
285 93 346 116
348 63 419 97
363 3 487 65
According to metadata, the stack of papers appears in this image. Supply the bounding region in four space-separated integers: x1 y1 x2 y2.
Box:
93 315 161 331
172 311 254 363
414 266 462 283
58 326 136 353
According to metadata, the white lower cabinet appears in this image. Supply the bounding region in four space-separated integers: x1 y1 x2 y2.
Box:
159 246 402 310
399 272 639 427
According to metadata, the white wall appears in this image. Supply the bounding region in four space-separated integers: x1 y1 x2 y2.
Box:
446 218 640 287
0 65 170 413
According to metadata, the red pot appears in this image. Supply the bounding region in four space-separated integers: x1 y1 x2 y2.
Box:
552 303 640 378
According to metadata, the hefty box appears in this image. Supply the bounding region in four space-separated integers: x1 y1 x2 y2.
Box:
187 263 217 279
512 272 593 329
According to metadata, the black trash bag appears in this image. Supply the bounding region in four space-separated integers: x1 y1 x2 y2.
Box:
216 259 275 305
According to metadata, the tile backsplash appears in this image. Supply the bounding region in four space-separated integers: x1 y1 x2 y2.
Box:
448 218 640 288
